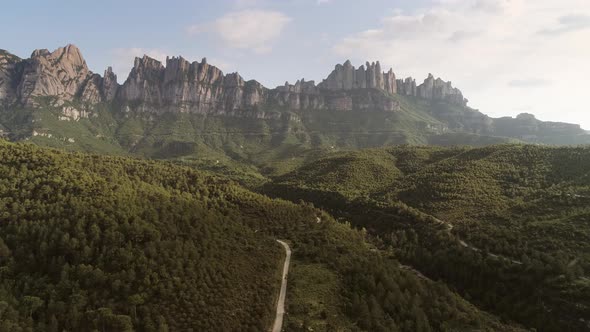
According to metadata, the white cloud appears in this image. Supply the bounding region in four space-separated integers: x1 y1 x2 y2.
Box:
508 79 552 88
187 10 291 54
539 14 590 35
332 0 590 128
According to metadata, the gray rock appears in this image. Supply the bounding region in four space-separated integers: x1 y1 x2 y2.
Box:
102 67 118 102
17 44 92 106
0 45 468 115
0 50 22 106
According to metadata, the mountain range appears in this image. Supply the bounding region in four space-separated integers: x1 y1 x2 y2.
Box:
1 44 589 164
1 44 465 112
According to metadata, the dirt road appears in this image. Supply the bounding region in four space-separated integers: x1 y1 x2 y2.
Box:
272 240 291 332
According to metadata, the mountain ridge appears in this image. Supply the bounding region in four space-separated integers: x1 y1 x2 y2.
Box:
0 44 588 149
0 44 469 113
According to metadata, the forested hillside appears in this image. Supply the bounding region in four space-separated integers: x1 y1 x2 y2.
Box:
263 144 590 331
0 140 523 331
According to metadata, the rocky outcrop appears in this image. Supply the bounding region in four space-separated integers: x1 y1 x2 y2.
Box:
119 55 165 106
0 44 464 115
118 55 267 114
16 45 92 106
417 74 466 106
0 50 22 106
0 45 120 109
102 67 118 102
79 74 104 104
269 78 400 112
319 60 466 107
319 60 397 95
271 79 324 110
397 78 417 96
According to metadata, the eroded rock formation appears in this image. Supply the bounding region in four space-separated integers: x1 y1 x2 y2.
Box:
0 44 466 115
319 60 397 95
321 61 466 107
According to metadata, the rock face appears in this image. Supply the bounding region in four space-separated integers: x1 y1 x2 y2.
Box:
1 44 588 145
416 74 466 106
0 50 23 106
102 67 118 102
272 79 324 110
397 78 417 96
118 55 267 114
17 45 92 106
319 60 397 95
319 61 466 107
0 45 118 108
0 44 464 115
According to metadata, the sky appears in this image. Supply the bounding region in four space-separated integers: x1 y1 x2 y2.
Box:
2 0 590 129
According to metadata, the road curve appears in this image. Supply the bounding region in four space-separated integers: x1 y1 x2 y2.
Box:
272 240 291 332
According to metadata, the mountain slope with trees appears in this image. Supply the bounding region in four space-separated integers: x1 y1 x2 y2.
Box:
0 140 524 332
263 144 590 331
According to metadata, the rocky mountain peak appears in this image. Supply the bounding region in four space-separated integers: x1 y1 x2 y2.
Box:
116 53 269 113
319 60 395 94
0 49 20 61
0 50 22 105
54 44 86 67
102 66 118 102
0 45 469 114
16 44 91 106
319 60 466 106
31 49 51 58
132 55 164 74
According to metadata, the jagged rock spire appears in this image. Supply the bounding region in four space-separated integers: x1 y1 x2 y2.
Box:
318 60 397 95
320 60 466 106
0 45 468 114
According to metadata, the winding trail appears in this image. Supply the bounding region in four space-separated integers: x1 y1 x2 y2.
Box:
272 240 291 332
397 216 524 282
433 217 523 265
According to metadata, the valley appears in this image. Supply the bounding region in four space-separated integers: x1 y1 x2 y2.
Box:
0 44 589 331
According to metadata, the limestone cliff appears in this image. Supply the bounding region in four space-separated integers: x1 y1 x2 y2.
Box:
17 45 92 106
0 45 467 114
319 60 466 107
0 50 22 106
0 45 118 109
118 55 267 114
0 44 587 146
319 60 397 95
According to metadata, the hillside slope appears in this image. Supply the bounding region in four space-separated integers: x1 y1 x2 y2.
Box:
0 141 524 332
264 144 590 331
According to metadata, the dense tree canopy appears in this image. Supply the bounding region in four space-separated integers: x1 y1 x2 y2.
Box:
264 144 590 331
0 141 524 331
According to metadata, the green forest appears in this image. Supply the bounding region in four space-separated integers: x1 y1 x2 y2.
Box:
0 140 525 331
263 144 590 331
